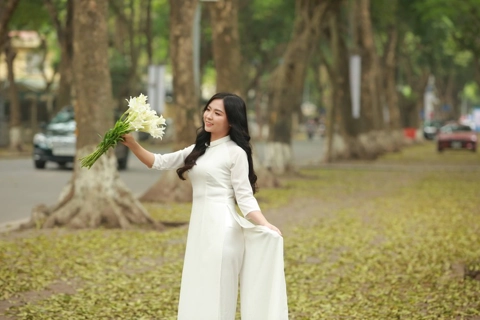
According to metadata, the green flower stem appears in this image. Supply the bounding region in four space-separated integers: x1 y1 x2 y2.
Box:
79 120 131 169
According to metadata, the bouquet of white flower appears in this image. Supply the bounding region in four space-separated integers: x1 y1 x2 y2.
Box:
80 94 166 169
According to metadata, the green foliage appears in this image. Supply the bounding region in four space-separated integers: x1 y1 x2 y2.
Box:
150 0 170 63
1 142 480 319
462 82 480 104
239 0 295 88
9 0 50 30
414 0 480 56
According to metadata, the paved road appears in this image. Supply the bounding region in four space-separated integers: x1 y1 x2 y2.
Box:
0 139 324 225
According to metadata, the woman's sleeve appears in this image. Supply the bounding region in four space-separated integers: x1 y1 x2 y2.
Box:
230 148 261 217
151 144 195 170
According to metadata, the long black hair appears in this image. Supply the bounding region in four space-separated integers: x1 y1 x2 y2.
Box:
176 92 258 193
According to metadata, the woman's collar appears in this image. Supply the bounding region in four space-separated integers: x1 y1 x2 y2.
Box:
208 135 231 147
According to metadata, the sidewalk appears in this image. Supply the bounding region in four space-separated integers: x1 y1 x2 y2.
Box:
0 146 32 159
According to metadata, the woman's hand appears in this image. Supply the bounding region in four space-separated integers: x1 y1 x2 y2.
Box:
120 133 155 168
120 133 137 149
262 223 282 236
246 211 283 236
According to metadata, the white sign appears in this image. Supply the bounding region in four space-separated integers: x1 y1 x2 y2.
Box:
349 55 361 119
148 65 166 114
473 108 480 132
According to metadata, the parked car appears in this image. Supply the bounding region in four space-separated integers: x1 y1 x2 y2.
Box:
423 120 444 140
437 123 477 153
33 106 130 169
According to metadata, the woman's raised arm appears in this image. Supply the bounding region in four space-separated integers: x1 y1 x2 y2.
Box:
121 133 155 168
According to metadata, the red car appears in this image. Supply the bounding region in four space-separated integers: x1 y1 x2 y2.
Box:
437 123 477 153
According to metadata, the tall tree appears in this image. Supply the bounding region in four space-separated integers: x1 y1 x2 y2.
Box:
4 35 22 151
357 0 383 133
43 0 74 114
238 0 295 98
265 0 334 174
207 0 243 96
28 0 160 230
108 0 143 103
322 0 403 161
0 0 21 151
0 0 20 50
322 1 353 161
205 0 280 188
139 0 199 203
415 0 480 88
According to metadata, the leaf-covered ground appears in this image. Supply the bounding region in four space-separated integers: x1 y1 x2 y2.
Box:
1 141 479 319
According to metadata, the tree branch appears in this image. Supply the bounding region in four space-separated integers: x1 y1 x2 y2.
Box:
0 0 21 48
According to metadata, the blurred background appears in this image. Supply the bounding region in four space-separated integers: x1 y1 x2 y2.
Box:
0 0 479 168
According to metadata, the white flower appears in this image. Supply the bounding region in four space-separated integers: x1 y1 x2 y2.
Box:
80 93 166 169
124 94 167 139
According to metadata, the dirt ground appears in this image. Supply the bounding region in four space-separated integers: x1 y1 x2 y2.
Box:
1 141 480 319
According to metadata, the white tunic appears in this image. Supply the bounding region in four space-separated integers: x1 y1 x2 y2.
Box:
152 135 288 320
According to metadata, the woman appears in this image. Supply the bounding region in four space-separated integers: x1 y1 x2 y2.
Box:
122 92 289 320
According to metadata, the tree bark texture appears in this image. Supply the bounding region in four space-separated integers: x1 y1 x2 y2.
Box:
400 54 430 129
140 0 199 203
265 0 334 173
144 0 153 64
206 0 279 186
29 0 160 230
207 0 243 96
356 0 383 131
325 4 353 161
0 0 20 51
44 0 75 114
383 26 400 130
323 0 398 162
108 0 142 104
169 0 199 150
5 38 23 151
382 23 405 152
324 2 374 161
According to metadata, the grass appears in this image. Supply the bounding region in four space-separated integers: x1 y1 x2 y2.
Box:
1 141 480 319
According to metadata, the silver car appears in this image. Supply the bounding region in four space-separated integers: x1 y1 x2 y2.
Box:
33 106 129 169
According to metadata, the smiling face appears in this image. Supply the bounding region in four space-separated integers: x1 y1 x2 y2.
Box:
203 99 230 141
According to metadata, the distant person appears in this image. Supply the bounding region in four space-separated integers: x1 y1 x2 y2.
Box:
306 119 316 140
121 92 288 320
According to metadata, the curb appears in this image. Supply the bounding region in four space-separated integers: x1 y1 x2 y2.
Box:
0 218 30 234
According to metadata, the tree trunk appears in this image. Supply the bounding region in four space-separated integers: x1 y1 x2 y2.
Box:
441 70 458 119
351 0 393 157
144 0 153 64
5 38 23 151
410 75 429 129
207 0 243 96
383 24 404 151
324 1 369 162
139 0 199 203
166 0 199 149
265 0 333 174
43 0 74 115
108 0 142 105
57 1 74 113
0 0 20 51
206 0 279 188
357 0 382 132
27 0 161 230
